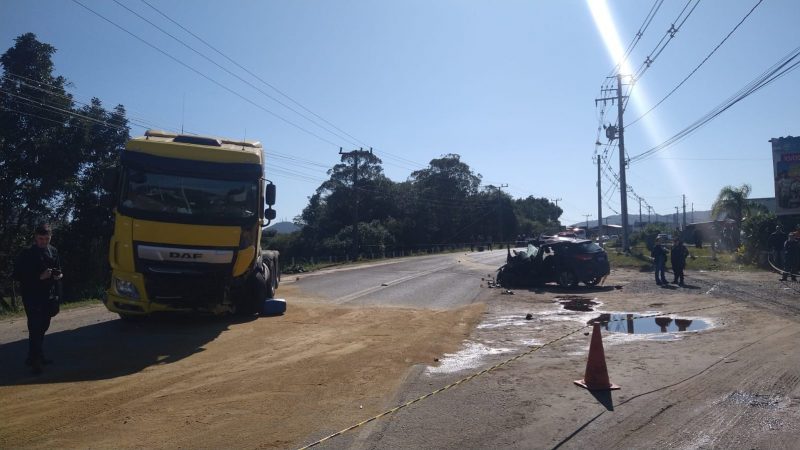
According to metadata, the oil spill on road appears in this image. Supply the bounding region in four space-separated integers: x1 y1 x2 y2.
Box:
555 296 600 312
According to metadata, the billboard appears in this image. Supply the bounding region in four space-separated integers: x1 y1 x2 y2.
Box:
772 136 800 216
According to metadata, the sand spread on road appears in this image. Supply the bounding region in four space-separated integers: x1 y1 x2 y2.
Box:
0 284 485 449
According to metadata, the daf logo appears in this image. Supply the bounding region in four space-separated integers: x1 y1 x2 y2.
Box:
139 245 233 264
169 252 202 259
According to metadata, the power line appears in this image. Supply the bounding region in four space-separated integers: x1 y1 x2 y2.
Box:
630 45 800 163
606 0 665 79
77 1 432 175
0 88 133 130
105 1 432 174
627 0 765 127
4 72 164 131
633 0 702 82
70 0 343 147
111 0 362 148
137 0 371 149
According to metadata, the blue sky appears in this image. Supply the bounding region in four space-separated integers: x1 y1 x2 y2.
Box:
2 0 798 227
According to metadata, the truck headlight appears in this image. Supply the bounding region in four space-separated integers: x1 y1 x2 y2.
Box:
114 277 141 299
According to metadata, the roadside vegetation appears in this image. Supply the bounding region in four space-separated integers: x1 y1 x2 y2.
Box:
0 297 102 318
604 243 758 273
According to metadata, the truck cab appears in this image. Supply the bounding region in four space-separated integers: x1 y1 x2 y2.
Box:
104 130 279 318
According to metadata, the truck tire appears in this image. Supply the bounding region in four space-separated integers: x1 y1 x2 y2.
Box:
265 266 276 299
262 252 278 297
238 268 268 316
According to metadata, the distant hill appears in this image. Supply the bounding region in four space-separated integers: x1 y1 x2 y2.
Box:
570 210 713 228
266 221 301 234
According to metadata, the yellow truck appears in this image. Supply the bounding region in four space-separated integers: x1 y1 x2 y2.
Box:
103 130 281 319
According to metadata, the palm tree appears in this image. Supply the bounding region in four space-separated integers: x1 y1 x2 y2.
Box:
711 184 754 248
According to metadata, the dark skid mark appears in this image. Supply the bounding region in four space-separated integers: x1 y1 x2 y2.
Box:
555 296 599 312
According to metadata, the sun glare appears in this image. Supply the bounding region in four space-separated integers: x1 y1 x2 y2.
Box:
587 0 689 204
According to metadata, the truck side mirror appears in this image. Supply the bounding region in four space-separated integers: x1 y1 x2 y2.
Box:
264 208 276 221
265 182 276 206
102 167 118 193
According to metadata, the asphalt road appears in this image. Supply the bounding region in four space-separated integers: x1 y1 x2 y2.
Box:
289 250 507 309
9 250 796 449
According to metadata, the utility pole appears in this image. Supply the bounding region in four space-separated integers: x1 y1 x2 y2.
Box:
489 184 508 244
497 184 508 243
595 156 602 239
339 147 373 258
675 206 679 230
596 74 630 252
682 194 687 230
550 197 562 207
691 202 694 224
638 197 642 231
583 214 592 236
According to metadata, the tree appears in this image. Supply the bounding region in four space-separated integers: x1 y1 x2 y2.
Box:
0 33 78 264
740 212 778 265
409 154 482 244
296 150 395 256
0 33 129 299
513 196 562 237
711 184 756 249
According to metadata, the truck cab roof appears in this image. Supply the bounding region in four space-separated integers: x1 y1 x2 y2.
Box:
126 130 263 166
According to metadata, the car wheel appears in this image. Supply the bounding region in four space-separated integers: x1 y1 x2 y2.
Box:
496 267 506 285
584 276 602 286
558 270 577 287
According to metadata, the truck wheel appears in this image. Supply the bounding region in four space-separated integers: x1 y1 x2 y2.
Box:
238 269 268 315
273 255 280 289
265 270 276 299
262 253 278 297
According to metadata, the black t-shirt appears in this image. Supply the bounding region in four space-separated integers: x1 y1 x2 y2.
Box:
12 244 61 299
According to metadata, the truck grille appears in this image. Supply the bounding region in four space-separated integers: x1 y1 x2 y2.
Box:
144 272 227 308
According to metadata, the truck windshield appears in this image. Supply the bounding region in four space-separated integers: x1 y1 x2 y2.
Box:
121 168 258 220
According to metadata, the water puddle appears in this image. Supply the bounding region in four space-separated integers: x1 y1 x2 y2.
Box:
425 342 512 375
477 315 534 329
586 313 711 334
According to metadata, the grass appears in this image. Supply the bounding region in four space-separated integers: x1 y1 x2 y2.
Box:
0 297 103 318
605 243 758 272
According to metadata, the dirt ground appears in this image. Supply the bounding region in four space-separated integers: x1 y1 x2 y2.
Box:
345 267 800 449
0 283 484 449
2 267 800 449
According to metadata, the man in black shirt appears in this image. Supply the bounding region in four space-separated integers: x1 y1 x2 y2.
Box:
769 225 787 277
784 232 800 282
12 223 64 375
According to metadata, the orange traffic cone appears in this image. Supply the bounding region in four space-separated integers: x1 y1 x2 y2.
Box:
574 322 620 391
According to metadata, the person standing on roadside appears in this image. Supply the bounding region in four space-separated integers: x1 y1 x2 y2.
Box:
12 223 64 375
769 225 787 277
671 237 689 286
783 232 800 282
651 237 668 286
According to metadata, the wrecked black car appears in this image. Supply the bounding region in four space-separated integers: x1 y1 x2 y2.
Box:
496 237 610 288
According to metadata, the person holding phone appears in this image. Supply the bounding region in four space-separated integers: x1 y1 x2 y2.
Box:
12 223 64 375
